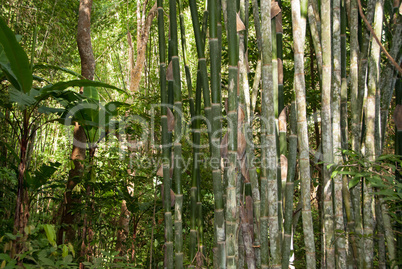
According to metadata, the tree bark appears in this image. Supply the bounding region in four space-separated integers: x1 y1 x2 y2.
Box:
129 2 157 93
58 0 94 245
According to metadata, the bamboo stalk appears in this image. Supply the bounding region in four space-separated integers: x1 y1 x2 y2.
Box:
282 101 297 269
321 0 335 267
332 0 347 267
238 2 256 267
291 1 316 267
226 0 238 267
363 0 384 267
169 0 183 263
157 0 173 267
307 0 323 78
261 0 280 267
209 0 226 266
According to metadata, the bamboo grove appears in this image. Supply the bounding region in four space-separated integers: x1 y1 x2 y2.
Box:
0 0 401 267
156 0 402 268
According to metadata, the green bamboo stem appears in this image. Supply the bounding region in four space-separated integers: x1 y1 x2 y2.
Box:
307 0 323 78
208 0 225 266
250 0 262 115
282 101 297 269
277 2 287 227
375 197 386 269
177 0 198 263
246 3 262 259
195 69 206 261
261 0 280 268
291 1 316 267
168 0 183 266
332 0 347 267
340 2 358 266
271 14 283 247
226 0 238 267
157 0 173 267
189 0 211 123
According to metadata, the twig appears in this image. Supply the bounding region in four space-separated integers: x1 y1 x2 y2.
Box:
357 0 402 75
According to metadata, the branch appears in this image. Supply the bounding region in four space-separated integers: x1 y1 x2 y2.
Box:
357 0 402 75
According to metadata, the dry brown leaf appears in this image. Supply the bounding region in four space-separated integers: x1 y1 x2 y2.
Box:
221 133 229 158
237 131 247 160
166 61 173 81
394 104 402 130
271 1 281 18
238 106 245 125
156 165 163 177
236 13 246 31
167 107 175 132
280 154 288 181
278 106 287 131
240 157 249 181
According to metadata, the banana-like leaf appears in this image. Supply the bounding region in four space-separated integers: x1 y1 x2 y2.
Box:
83 86 99 101
0 18 32 93
9 87 36 108
38 106 65 114
33 64 85 79
26 161 61 190
40 79 125 97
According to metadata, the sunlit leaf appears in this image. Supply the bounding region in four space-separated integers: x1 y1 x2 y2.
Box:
0 18 32 93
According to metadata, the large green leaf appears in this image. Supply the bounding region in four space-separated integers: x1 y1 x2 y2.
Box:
9 87 36 108
83 86 100 101
40 79 125 96
33 64 85 79
26 161 61 190
0 18 32 93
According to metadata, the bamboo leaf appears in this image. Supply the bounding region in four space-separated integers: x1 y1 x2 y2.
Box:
349 177 360 188
0 18 32 93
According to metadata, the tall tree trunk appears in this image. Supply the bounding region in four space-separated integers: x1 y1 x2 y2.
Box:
129 2 157 93
58 0 94 245
14 121 30 254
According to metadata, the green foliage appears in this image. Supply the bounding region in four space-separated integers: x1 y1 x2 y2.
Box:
0 225 77 268
332 150 402 201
